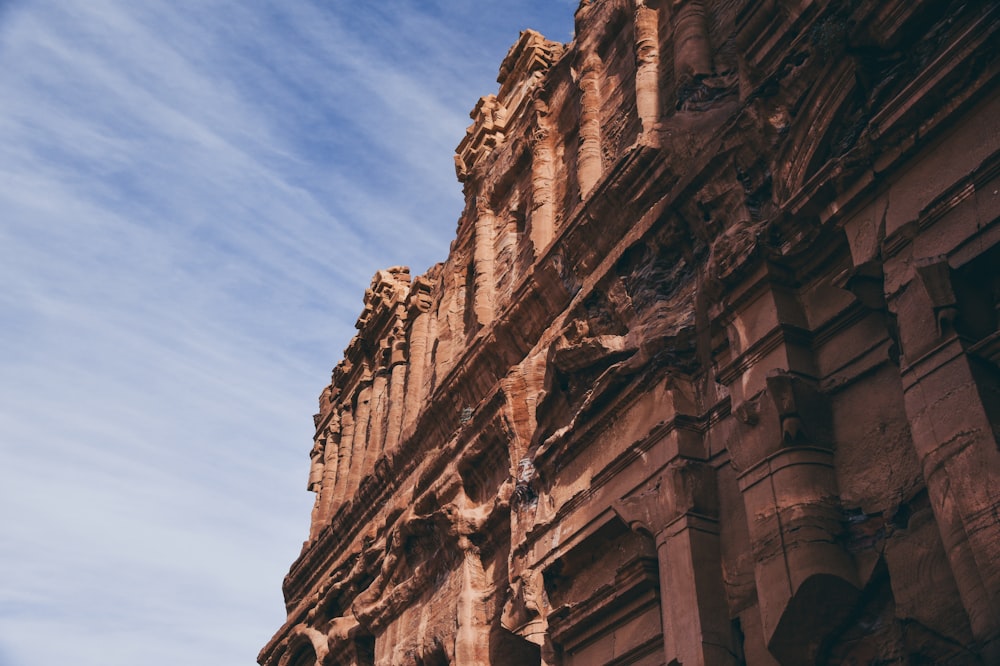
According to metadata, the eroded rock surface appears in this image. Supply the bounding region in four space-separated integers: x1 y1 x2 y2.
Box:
261 2 1000 664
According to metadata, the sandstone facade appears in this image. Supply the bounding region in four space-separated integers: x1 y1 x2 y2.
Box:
260 2 1000 664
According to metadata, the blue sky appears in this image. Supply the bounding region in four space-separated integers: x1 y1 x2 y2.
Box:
0 2 576 664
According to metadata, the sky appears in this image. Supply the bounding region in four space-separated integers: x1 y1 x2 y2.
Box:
0 2 577 665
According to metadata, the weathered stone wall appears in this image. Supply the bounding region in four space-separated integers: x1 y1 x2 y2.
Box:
261 1 1000 664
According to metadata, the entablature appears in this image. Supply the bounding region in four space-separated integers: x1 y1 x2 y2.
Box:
455 30 565 181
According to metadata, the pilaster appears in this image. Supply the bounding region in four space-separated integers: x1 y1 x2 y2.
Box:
577 53 603 198
634 0 662 140
529 101 557 257
888 254 1000 659
473 197 497 327
614 460 738 666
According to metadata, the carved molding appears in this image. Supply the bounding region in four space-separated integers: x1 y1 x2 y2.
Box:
613 459 718 538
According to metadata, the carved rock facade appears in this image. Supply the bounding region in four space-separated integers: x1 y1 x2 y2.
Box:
261 2 1000 664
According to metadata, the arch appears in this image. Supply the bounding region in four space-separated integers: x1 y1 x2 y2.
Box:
279 625 328 666
279 642 316 666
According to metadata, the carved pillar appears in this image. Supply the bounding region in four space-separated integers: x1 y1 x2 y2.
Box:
529 101 556 257
307 436 325 540
447 500 495 666
349 372 374 490
473 197 496 327
402 278 434 435
316 415 342 530
577 53 603 198
670 0 713 85
383 327 408 452
634 0 662 138
307 439 325 494
332 404 356 507
613 460 737 666
498 201 521 292
367 348 390 455
888 257 1000 659
732 371 860 665
423 304 441 393
455 544 491 665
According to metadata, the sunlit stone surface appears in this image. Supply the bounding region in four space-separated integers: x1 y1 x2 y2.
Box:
261 2 1000 664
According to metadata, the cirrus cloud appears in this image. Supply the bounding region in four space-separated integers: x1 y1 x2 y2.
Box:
0 2 575 665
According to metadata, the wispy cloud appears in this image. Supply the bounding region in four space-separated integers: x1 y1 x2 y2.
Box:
0 2 575 664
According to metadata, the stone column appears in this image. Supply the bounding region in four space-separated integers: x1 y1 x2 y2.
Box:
731 371 860 665
529 102 556 257
455 546 490 665
671 0 713 85
383 329 408 452
447 500 494 666
367 350 390 455
473 197 496 327
614 460 737 666
349 374 374 491
307 436 325 540
332 404 356 507
402 280 434 435
577 53 603 198
422 307 441 396
634 0 662 138
497 203 521 292
888 257 1000 660
315 415 341 530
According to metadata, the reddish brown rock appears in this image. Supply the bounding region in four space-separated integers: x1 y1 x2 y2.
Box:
261 2 1000 664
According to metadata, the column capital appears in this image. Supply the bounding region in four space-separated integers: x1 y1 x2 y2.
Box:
612 459 717 537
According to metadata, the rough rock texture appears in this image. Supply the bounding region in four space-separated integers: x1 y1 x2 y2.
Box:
260 2 1000 664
